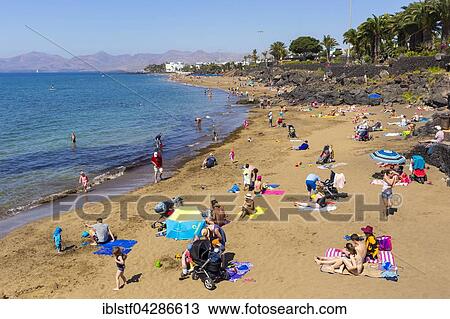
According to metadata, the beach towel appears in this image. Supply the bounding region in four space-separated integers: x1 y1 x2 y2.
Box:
317 163 347 170
249 206 266 220
371 179 409 186
266 184 280 189
298 204 337 212
289 139 302 142
227 184 240 193
366 250 396 268
384 133 401 137
320 263 398 280
325 248 344 258
226 261 253 282
262 189 285 195
93 239 137 256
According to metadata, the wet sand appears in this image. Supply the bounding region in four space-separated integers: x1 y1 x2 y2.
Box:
1 75 449 298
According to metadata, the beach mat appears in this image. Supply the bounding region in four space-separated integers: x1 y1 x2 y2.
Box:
371 179 409 186
266 184 280 189
317 163 347 170
249 206 266 220
320 263 383 278
263 189 285 195
93 239 137 256
226 261 253 282
298 205 337 212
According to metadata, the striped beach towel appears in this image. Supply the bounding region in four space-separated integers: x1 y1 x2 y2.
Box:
366 251 396 267
324 248 397 268
325 248 344 258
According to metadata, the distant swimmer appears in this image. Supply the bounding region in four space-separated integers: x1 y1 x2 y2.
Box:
71 131 77 143
195 117 202 125
49 84 56 91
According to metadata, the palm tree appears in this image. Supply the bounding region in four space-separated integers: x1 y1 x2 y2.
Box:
432 0 450 50
261 51 268 67
403 1 438 50
270 41 287 63
251 49 258 64
321 35 339 62
358 14 390 62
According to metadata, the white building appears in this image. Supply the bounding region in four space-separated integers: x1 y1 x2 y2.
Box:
165 62 185 73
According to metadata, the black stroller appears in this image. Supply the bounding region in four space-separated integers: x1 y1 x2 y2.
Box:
189 239 229 290
287 124 297 139
151 196 183 229
322 171 348 200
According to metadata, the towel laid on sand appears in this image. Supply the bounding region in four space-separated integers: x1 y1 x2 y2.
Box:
371 179 408 186
320 263 397 280
226 261 253 282
249 206 266 220
93 239 137 256
263 189 285 195
298 204 337 212
317 163 348 170
384 133 402 137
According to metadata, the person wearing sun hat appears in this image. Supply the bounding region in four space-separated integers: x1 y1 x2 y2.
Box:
240 193 255 219
361 225 379 260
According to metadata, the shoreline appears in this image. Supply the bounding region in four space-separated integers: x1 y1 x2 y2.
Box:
0 77 249 229
2 74 450 299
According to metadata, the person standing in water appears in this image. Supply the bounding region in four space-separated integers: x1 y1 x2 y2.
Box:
212 129 218 142
151 151 163 183
71 131 76 144
79 171 89 192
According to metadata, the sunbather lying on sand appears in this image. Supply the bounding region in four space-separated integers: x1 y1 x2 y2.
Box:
315 234 366 275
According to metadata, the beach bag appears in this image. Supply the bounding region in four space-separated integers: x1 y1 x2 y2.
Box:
377 235 392 251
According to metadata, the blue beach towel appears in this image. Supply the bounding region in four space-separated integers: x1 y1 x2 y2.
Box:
267 184 280 189
93 239 137 256
226 261 253 282
227 184 240 193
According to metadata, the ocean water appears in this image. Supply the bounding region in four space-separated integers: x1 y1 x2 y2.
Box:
0 73 247 215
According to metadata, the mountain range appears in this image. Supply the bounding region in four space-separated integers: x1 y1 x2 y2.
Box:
0 50 244 72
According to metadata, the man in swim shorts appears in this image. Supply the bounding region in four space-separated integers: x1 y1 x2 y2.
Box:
305 173 322 196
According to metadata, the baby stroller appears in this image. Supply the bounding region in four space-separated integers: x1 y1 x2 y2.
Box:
189 239 229 290
287 124 297 138
322 171 348 200
151 196 183 229
355 128 370 141
410 155 427 184
316 145 334 164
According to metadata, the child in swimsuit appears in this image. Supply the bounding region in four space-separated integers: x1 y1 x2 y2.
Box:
113 247 127 291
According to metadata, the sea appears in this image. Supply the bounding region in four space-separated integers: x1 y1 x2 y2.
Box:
0 72 248 228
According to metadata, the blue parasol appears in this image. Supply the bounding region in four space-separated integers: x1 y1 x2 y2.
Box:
370 150 406 164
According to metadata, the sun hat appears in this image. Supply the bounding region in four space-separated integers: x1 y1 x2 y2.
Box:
361 225 374 234
245 193 253 199
434 125 442 130
257 175 262 181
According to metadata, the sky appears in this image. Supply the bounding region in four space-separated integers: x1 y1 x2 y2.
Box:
0 0 415 57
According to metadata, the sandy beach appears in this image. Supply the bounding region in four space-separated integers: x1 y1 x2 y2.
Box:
1 74 449 299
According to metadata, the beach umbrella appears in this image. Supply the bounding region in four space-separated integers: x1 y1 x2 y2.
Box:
370 150 406 165
165 206 205 240
368 93 382 99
